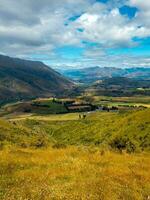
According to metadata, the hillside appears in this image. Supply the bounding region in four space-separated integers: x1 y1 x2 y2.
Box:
85 77 150 97
58 67 150 83
0 55 73 104
1 109 150 152
0 109 149 199
93 77 150 90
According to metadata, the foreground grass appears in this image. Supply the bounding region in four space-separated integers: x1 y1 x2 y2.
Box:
0 109 150 199
0 147 150 200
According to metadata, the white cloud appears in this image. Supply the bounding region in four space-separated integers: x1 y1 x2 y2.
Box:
129 0 150 27
0 0 92 56
0 0 149 68
50 54 150 69
73 3 150 48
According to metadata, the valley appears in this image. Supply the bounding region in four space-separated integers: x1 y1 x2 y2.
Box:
58 67 150 84
0 55 150 200
1 0 150 199
0 103 150 199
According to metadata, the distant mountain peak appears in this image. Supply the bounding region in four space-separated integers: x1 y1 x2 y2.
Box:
58 66 150 84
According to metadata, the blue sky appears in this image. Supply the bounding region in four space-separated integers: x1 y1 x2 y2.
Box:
0 0 150 68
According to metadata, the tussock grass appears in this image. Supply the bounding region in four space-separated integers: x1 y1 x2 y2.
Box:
0 109 150 199
0 147 150 200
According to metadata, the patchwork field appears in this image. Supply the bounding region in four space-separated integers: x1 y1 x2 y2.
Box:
7 113 80 121
83 96 150 108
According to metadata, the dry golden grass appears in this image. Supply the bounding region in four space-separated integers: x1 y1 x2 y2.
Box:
0 146 150 200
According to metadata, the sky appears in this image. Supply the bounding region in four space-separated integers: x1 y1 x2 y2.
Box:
0 0 150 69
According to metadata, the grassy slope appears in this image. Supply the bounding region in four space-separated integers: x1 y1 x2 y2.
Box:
0 109 150 199
0 147 150 200
18 109 150 152
1 109 150 152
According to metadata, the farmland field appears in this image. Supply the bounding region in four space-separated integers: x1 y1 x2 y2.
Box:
6 112 80 121
81 95 150 108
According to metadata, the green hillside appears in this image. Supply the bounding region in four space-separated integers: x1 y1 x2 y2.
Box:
0 109 150 200
1 109 150 152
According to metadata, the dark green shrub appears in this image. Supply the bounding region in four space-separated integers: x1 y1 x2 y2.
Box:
110 137 126 151
52 143 67 149
126 140 137 153
0 141 4 150
32 134 49 148
110 137 138 153
19 141 29 148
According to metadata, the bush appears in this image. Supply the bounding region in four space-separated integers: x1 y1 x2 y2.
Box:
19 141 29 148
126 140 137 153
110 137 126 152
52 143 67 149
0 141 4 150
32 134 49 148
110 137 138 153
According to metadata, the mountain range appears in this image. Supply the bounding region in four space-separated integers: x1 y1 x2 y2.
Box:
0 54 73 104
58 66 150 84
0 54 150 104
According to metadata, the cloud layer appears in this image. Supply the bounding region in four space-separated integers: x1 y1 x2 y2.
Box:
0 0 150 68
